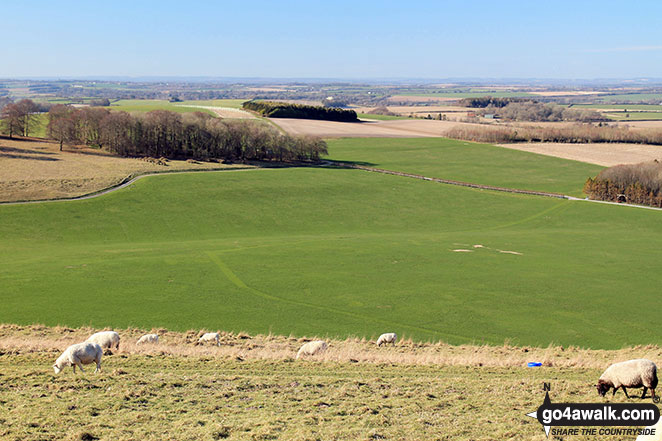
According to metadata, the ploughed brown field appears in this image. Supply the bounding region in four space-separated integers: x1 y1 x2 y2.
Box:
496 142 662 167
0 137 250 203
269 117 471 138
352 105 472 116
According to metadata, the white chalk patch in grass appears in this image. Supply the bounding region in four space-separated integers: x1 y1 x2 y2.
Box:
452 249 473 252
499 250 523 255
473 244 484 248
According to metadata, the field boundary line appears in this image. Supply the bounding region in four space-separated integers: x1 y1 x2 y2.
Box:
328 161 569 199
327 161 662 211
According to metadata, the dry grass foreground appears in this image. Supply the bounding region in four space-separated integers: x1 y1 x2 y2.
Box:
2 325 661 440
0 137 252 203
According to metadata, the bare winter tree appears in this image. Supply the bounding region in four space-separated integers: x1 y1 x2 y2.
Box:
15 99 39 136
0 102 25 138
47 104 76 151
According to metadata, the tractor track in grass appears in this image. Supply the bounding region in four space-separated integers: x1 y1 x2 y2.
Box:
325 161 662 211
2 159 661 212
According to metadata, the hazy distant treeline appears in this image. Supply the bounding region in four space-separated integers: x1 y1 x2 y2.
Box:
480 101 606 122
445 123 662 145
46 105 328 161
243 100 359 122
457 97 530 108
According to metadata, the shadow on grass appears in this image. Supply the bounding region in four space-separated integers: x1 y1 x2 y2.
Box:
320 159 377 167
0 146 57 155
0 152 60 161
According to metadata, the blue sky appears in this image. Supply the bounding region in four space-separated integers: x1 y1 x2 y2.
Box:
1 0 661 79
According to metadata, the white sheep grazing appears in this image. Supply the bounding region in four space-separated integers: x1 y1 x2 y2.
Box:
86 331 120 351
376 332 397 347
296 340 328 359
597 359 658 400
136 333 159 345
198 332 220 346
53 342 103 374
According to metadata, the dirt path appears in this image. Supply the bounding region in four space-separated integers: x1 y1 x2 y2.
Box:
325 161 662 211
173 104 256 119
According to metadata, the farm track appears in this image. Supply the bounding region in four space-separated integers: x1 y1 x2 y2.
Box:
2 158 661 211
325 161 662 211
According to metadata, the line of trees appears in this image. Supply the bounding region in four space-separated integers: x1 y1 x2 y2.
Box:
584 161 662 207
0 99 41 137
445 124 662 145
457 97 531 108
243 100 359 122
477 101 606 122
46 105 328 161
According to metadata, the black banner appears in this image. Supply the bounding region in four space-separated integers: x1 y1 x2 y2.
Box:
527 392 660 437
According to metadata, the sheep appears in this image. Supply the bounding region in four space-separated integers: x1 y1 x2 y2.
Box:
136 333 159 345
86 331 120 351
296 340 328 359
53 342 103 374
376 332 397 347
198 332 220 346
596 359 658 400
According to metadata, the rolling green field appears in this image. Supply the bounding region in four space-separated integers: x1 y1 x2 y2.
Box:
30 113 48 138
597 93 662 103
2 164 661 349
326 137 603 196
572 104 662 111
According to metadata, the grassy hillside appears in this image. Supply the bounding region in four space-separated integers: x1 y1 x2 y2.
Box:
1 167 661 348
326 137 603 196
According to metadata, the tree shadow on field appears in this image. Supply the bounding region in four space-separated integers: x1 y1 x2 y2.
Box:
0 135 51 144
0 151 60 161
320 159 377 168
65 148 115 158
0 146 57 155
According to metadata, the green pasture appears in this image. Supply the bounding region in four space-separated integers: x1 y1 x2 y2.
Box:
2 167 661 349
598 93 662 103
29 113 48 138
605 112 662 121
572 104 662 111
326 137 602 196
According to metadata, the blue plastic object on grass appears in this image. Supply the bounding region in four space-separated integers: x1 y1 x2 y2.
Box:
527 362 542 367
